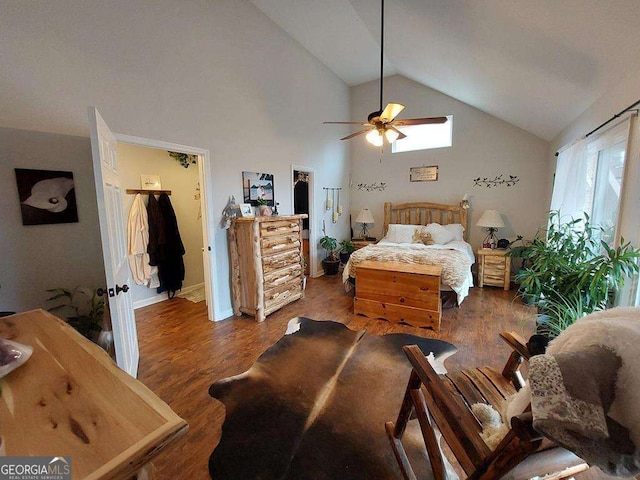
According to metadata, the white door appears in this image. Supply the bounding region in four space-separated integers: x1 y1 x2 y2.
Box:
88 107 139 377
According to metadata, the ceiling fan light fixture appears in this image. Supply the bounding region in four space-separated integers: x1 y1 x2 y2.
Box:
385 128 399 143
366 129 384 147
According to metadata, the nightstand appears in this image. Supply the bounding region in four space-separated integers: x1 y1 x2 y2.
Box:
477 248 511 290
352 238 377 250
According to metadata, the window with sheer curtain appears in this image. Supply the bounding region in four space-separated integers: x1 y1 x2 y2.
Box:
551 119 631 244
551 116 639 306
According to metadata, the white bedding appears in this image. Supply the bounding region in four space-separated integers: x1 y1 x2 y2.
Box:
343 240 475 305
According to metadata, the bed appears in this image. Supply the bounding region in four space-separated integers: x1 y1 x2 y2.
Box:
343 201 475 305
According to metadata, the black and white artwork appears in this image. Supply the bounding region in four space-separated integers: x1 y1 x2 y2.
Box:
242 171 274 206
15 168 79 225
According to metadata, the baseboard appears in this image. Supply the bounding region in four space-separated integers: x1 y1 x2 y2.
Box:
133 282 206 310
179 282 205 295
133 293 168 310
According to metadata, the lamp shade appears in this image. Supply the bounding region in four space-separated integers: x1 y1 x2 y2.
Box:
476 209 504 228
355 208 375 224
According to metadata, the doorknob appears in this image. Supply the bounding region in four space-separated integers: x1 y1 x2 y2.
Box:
97 287 115 298
115 284 129 295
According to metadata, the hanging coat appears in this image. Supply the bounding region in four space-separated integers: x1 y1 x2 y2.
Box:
127 194 159 287
153 193 185 298
147 194 165 267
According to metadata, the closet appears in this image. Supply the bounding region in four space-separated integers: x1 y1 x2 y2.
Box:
117 143 205 308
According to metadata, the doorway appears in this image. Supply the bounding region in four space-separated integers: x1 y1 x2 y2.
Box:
116 134 219 322
292 166 315 276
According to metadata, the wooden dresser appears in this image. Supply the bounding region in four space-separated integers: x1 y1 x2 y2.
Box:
229 215 307 322
354 260 442 331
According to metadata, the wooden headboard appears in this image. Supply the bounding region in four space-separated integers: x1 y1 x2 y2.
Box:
383 201 469 240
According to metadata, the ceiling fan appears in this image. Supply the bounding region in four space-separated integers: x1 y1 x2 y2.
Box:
324 0 447 147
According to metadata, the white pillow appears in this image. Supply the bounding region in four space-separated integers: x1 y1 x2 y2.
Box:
423 223 456 245
443 223 465 242
383 224 419 244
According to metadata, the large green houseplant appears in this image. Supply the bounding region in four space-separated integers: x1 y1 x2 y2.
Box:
319 235 340 275
514 211 640 337
46 286 105 340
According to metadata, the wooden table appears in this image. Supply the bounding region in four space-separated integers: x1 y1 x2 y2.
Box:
354 261 442 331
477 248 511 290
0 309 188 479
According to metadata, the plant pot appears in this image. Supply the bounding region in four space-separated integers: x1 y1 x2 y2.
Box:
259 205 272 216
339 251 352 264
97 329 115 359
322 259 340 275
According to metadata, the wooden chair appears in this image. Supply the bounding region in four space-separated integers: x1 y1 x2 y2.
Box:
386 332 588 480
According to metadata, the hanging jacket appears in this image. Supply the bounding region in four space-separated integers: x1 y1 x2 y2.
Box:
154 193 185 298
147 194 165 267
127 194 159 287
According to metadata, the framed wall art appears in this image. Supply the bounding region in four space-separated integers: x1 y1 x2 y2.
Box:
409 165 439 182
140 174 162 190
239 203 254 218
242 171 274 206
14 168 79 225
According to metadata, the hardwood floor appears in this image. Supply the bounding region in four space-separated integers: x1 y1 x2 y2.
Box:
135 275 604 480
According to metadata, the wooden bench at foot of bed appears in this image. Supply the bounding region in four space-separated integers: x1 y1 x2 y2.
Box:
354 260 442 331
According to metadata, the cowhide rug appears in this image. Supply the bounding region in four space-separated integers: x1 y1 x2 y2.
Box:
209 317 457 479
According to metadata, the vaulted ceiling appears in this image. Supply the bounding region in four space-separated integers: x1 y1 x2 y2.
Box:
251 0 640 140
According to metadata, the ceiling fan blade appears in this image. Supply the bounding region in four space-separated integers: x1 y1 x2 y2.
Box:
323 121 371 125
388 126 406 140
340 128 372 141
393 116 448 126
379 103 405 122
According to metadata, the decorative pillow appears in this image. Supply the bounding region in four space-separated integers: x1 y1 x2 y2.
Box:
383 224 419 244
443 223 465 242
424 223 456 245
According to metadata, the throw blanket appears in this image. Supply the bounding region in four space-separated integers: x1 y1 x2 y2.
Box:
527 307 640 476
209 317 457 479
343 242 473 304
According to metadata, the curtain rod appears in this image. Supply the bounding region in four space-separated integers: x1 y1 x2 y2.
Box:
555 98 640 156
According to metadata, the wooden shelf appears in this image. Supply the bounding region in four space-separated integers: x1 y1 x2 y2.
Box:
126 189 172 195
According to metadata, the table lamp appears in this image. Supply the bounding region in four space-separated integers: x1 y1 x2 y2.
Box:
476 209 504 249
355 208 375 240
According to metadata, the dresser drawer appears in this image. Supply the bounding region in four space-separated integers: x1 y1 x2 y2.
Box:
484 256 507 268
261 234 301 255
264 279 302 312
262 250 300 273
260 220 300 238
264 263 301 288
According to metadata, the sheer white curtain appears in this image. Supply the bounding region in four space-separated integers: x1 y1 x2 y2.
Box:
551 116 639 306
550 138 588 219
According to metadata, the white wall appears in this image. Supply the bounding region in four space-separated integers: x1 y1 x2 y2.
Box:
0 127 105 312
0 0 350 318
551 64 640 153
117 144 204 307
349 76 551 249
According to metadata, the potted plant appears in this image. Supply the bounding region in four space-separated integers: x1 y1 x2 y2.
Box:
514 211 640 337
339 240 355 264
46 286 106 341
319 235 340 275
256 198 272 216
